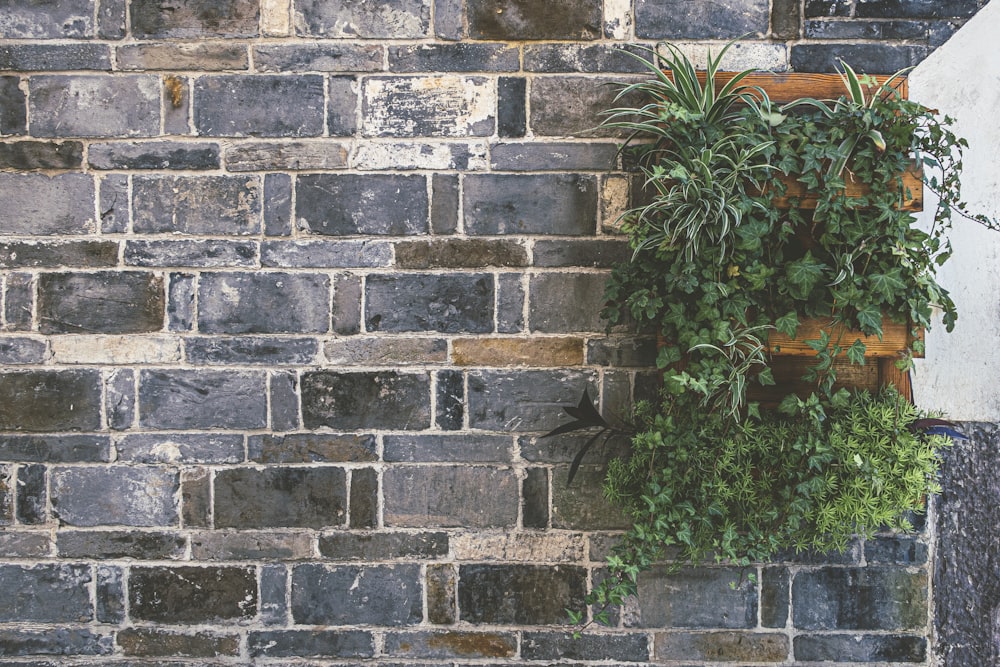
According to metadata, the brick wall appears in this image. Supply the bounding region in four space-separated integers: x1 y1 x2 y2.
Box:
0 0 988 663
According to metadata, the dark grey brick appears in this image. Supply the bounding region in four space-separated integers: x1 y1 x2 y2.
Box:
856 0 980 18
249 433 377 463
129 566 257 623
655 631 789 662
325 337 448 366
163 74 190 134
88 141 219 170
190 532 312 561
384 434 512 463
117 627 239 658
533 239 629 268
634 567 757 628
805 18 885 38
385 630 517 659
117 42 248 70
530 272 609 332
226 141 350 171
0 140 83 170
30 75 160 137
497 272 525 333
116 433 244 464
131 0 260 37
384 465 518 528
883 19 935 38
0 337 48 365
197 272 330 334
464 174 598 235
328 75 359 136
262 240 391 268
865 535 929 565
99 173 128 233
0 628 112 657
794 633 927 662
195 75 324 137
0 174 94 235
38 271 164 334
349 467 378 528
362 75 494 137
56 530 185 559
181 468 210 528
551 466 627 530
458 564 587 624
0 464 10 525
790 44 928 73
0 240 117 269
431 173 459 233
427 563 457 624
262 172 293 237
497 76 526 138
0 0 94 37
468 0 601 39
635 0 769 38
522 467 549 528
436 369 464 431
133 175 261 235
295 0 430 37
0 76 26 135
468 369 595 432
105 368 135 431
0 370 102 432
435 0 464 39
792 567 928 630
167 273 196 331
51 466 178 527
762 566 790 627
0 43 110 71
124 239 257 268
366 273 493 333
291 563 422 625
255 43 383 72
270 370 300 431
98 0 126 39
186 336 318 366
3 272 33 331
139 369 267 429
490 142 619 171
0 530 50 557
0 435 109 463
261 564 287 625
524 43 650 73
302 371 431 430
805 0 853 16
531 74 638 137
16 464 46 524
96 565 124 623
215 467 347 529
248 630 374 659
772 0 802 38
296 174 428 235
586 336 657 366
0 564 92 622
319 531 448 561
395 239 527 269
389 43 519 72
523 631 648 661
332 273 362 335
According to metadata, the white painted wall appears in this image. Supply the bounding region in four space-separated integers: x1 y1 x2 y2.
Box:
910 2 1000 420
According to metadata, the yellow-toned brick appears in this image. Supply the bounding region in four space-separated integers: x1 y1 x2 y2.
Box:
50 335 181 365
452 337 584 367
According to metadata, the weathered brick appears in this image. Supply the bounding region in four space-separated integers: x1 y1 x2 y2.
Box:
805 0 853 16
467 369 596 432
0 337 48 365
296 174 428 235
0 564 92 622
302 371 431 430
129 566 257 623
772 0 802 37
522 467 549 528
96 565 124 623
195 75 324 137
0 370 102 432
396 239 527 269
261 563 287 624
117 628 239 658
366 273 494 333
264 172 293 236
255 43 383 72
530 75 629 137
0 76 26 135
0 628 113 657
436 369 464 430
163 74 190 134
116 433 244 464
530 272 609 332
385 630 518 659
262 240 391 268
805 18 883 38
51 466 178 527
49 334 180 365
794 633 927 662
497 76 526 138
117 42 248 70
389 43 519 72
270 369 300 431
0 465 10 525
0 173 94 235
56 530 185 559
186 336 319 366
352 140 486 170
249 433 377 463
525 43 650 72
30 75 160 137
655 631 789 662
139 369 267 429
497 272 525 333
0 43 110 71
168 273 196 331
328 75 359 136
362 76 494 137
0 530 50 557
490 142 619 171
88 141 219 170
332 273 362 335
38 272 164 334
791 44 928 73
0 0 94 37
105 368 135 430
452 532 585 562
124 239 257 268
523 631 649 661
464 174 598 235
197 272 329 333
16 464 46 524
131 0 260 37
634 567 757 628
319 531 448 561
99 173 128 233
349 467 378 529
856 0 979 18
635 0 770 38
248 629 375 659
226 140 350 171
295 0 429 37
384 465 518 528
324 337 447 365
792 567 928 630
468 0 601 39
587 336 657 367
0 240 117 269
0 140 83 169
452 336 584 368
291 563 423 625
191 531 313 560
214 467 347 529
865 535 929 565
458 564 587 624
761 567 791 628
181 468 211 528
384 433 510 463
0 435 109 463
133 175 261 235
551 466 628 530
427 563 457 624
3 272 33 331
432 173 460 233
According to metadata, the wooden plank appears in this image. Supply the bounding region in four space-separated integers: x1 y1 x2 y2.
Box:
683 71 909 104
767 161 923 212
878 358 914 402
766 317 921 358
747 357 881 406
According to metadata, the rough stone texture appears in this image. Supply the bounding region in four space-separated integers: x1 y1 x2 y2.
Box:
117 42 249 70
464 174 598 235
319 531 448 561
0 140 83 170
655 631 790 661
38 272 164 334
529 272 610 332
248 629 374 658
291 563 423 625
467 0 601 40
249 433 378 463
133 175 261 235
794 633 927 662
0 43 110 71
0 564 93 622
57 531 186 560
195 75 325 137
296 174 429 236
131 0 260 38
458 564 587 624
362 76 495 137
0 174 94 235
0 370 102 432
301 371 431 430
636 0 770 38
792 567 929 630
295 0 430 38
634 567 758 629
256 43 383 72
0 76 27 135
129 566 257 623
29 75 160 137
88 141 219 170
117 627 239 658
51 466 179 527
226 141 350 171
138 369 267 429
197 272 330 333
214 467 347 529
0 0 95 38
0 240 117 269
383 465 518 528
365 273 494 333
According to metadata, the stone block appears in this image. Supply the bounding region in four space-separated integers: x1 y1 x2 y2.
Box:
0 370 102 432
0 43 109 71
296 174 428 235
124 240 257 268
3 273 33 331
0 435 109 463
332 273 362 335
248 629 374 658
523 631 649 661
856 0 979 18
490 142 619 171
96 565 125 623
116 42 248 70
319 531 448 561
432 173 460 233
524 43 650 72
194 75 324 137
99 173 128 232
16 464 45 524
254 43 383 72
794 633 927 662
181 468 211 528
270 369 300 431
138 369 267 429
116 433 244 464
264 172 293 235
467 0 601 39
467 369 596 432
352 140 486 170
497 272 525 333
323 337 447 366
29 75 160 137
117 628 239 658
792 567 928 630
389 43 519 72
383 465 518 528
0 240 117 269
464 174 597 235
0 465 10 525
190 532 313 560
529 75 627 136
522 467 549 528
260 563 287 624
0 628 112 657
197 272 330 334
654 631 789 662
328 75 359 135
49 335 180 365
427 564 457 624
790 44 927 72
452 336 584 368
0 337 48 364
551 466 628 530
458 564 586 624
291 563 423 625
129 566 257 623
761 566 790 627
384 631 517 659
294 0 430 37
0 76 26 135
163 74 190 134
0 0 94 37
497 76 526 138
0 530 50 557
56 530 185 559
451 532 585 562
529 272 609 332
635 0 769 38
805 0 853 16
105 369 135 430
0 140 83 170
226 141 350 171
249 433 378 463
365 273 494 333
88 141 219 170
436 369 464 430
362 75 494 137
865 535 929 565
633 567 757 628
301 371 431 430
535 239 630 269
131 0 260 37
395 239 527 269
51 466 178 527
262 240 391 268
133 175 261 235
0 564 92 622
186 336 319 366
349 467 378 528
38 272 163 335
168 273 195 331
0 174 94 235
586 336 657 367
383 434 513 463
214 467 347 529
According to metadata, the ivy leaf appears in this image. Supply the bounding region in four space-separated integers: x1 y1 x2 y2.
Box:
856 306 883 336
785 252 827 299
846 339 867 365
867 270 906 301
775 311 799 337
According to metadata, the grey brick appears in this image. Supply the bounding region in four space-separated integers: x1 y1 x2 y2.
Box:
96 565 124 623
436 369 464 430
295 0 430 37
129 566 257 623
427 563 457 623
291 563 423 625
525 43 650 73
116 433 244 464
0 337 48 364
131 0 260 37
794 634 927 662
248 629 374 659
51 466 178 527
385 630 517 659
0 435 109 463
0 43 110 71
762 567 791 627
215 467 346 529
255 43 383 72
197 272 329 334
38 271 164 334
319 531 448 561
328 75 359 136
133 175 261 235
262 240 391 268
226 140 349 171
805 18 884 38
181 468 211 528
88 141 219 170
551 466 627 530
468 0 601 39
323 337 447 366
529 272 609 332
270 370 300 431
195 75 324 137
3 272 33 331
191 532 313 560
490 142 619 171
261 564 287 625
365 273 494 333
99 174 128 233
522 467 548 528
0 465 10 525
791 44 928 72
56 530 185 559
167 273 196 331
497 76 526 138
384 434 512 463
249 433 377 464
0 1 94 38
435 0 464 39
105 368 135 431
389 43 519 72
792 567 928 630
467 369 595 432
772 0 802 38
0 76 26 135
139 369 267 429
16 464 46 524
301 370 431 430
655 631 789 662
0 370 102 432
362 75 494 137
531 74 634 137
634 567 757 628
865 535 929 565
431 173 459 233
384 465 518 528
458 564 587 624
0 173 94 235
0 140 83 169
497 272 525 333
395 239 527 269
98 0 126 39
264 172 293 236
124 239 257 268
635 0 770 38
352 139 484 170
116 42 248 70
586 337 657 366
523 631 648 661
0 628 112 656
163 74 190 134
349 467 378 528
297 174 428 236
805 0 853 16
0 240 117 269
464 174 598 235
332 273 362 335
30 75 160 137
0 530 50 557
856 0 980 18
186 336 319 365
117 627 240 658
